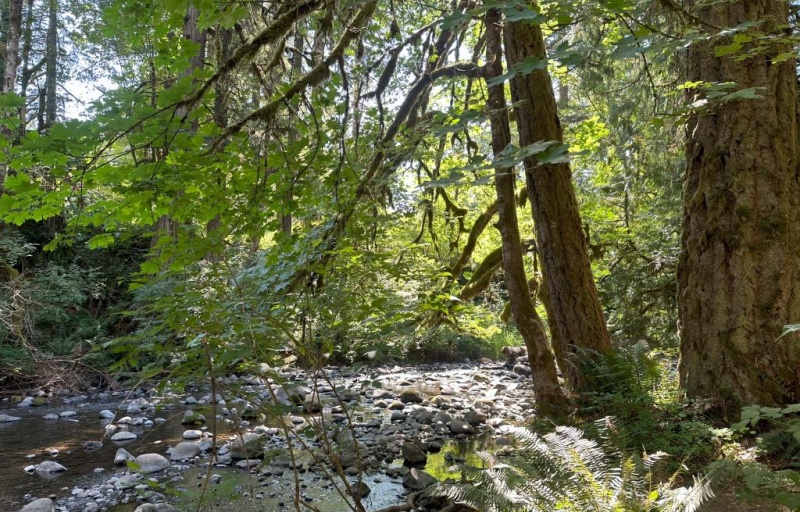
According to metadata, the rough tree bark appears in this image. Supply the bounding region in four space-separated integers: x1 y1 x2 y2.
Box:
1 0 23 194
2 0 23 94
503 5 611 389
43 0 57 129
678 0 800 408
486 8 570 417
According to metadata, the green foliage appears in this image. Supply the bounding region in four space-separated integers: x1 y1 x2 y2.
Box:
731 404 800 468
439 420 714 512
577 348 717 470
704 404 800 510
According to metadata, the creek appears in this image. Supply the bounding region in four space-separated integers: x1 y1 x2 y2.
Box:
0 362 531 511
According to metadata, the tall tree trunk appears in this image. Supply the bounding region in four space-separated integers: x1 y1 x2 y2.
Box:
503 5 611 389
0 0 23 194
485 8 570 418
2 0 22 94
18 0 36 137
205 26 232 262
44 0 57 129
152 4 206 248
678 0 800 408
282 28 304 237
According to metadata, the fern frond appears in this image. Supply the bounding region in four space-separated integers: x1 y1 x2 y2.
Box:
437 419 714 512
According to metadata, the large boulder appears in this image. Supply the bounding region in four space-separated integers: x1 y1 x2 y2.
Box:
399 389 423 404
403 468 437 490
401 441 427 466
19 498 54 512
181 410 206 425
133 505 180 512
170 442 201 461
134 453 170 473
229 432 264 460
111 431 137 442
35 461 67 474
449 419 475 435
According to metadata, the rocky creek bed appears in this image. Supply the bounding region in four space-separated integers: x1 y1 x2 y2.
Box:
0 361 536 512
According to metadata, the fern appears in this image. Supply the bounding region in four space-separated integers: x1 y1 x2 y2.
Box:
438 418 714 512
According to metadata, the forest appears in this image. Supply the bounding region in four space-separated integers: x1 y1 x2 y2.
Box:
1 0 799 511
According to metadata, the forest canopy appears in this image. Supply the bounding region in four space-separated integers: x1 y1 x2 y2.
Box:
0 0 798 419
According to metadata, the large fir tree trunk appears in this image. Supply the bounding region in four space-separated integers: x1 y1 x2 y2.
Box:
485 8 570 417
503 8 611 388
678 0 800 408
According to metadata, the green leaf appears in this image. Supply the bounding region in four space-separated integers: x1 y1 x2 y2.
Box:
87 233 116 249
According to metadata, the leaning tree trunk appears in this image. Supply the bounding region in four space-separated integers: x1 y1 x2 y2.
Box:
503 6 611 389
485 8 570 418
678 0 800 408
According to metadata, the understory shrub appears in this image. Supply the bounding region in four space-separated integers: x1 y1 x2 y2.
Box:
439 419 714 512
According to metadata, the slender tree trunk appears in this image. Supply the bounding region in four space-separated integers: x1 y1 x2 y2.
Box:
43 0 57 129
678 0 800 408
18 0 35 137
485 8 570 417
152 4 206 248
282 28 304 237
503 5 611 389
2 0 22 94
204 26 232 262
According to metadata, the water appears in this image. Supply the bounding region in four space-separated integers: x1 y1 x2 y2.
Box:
0 397 408 512
0 397 192 510
0 364 512 511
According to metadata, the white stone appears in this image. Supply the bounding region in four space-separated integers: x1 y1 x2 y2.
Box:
111 431 137 442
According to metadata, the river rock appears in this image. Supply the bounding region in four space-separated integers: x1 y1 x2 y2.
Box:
183 429 202 439
229 432 263 459
431 411 452 424
0 413 21 422
403 468 437 490
401 441 427 465
35 460 67 473
83 441 103 451
399 389 423 404
59 410 77 417
18 397 35 407
133 505 180 512
111 431 137 442
463 409 487 425
303 399 322 413
512 363 531 376
473 373 491 383
19 498 54 512
99 409 115 419
449 419 475 435
114 448 135 465
134 453 170 473
352 481 371 498
42 414 58 420
115 474 141 489
170 442 201 461
182 410 206 425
